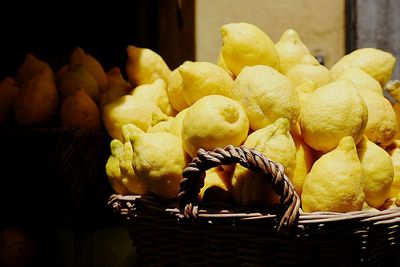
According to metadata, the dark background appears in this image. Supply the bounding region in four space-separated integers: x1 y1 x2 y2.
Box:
0 0 160 80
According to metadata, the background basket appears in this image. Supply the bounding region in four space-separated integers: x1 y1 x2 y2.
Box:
0 127 114 226
110 146 400 266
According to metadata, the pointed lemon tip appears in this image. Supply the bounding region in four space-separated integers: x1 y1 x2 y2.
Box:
338 136 356 152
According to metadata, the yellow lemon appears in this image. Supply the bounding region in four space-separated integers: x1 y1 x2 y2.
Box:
232 118 296 208
70 47 108 92
60 89 101 131
182 95 249 157
294 81 317 107
14 67 59 127
16 53 53 84
300 80 368 152
178 61 233 106
130 79 175 116
387 141 400 198
302 136 365 212
358 89 396 148
166 68 188 112
330 48 396 86
147 117 173 134
393 103 400 140
106 67 131 90
217 50 234 77
232 163 281 208
357 136 393 208
119 124 148 195
169 108 188 138
126 45 171 86
130 132 189 199
106 139 129 195
335 67 383 95
243 118 296 179
102 95 168 140
285 63 332 89
199 166 234 203
291 132 314 197
59 64 100 102
100 67 132 107
385 80 400 102
232 65 300 131
105 124 148 195
274 29 313 74
220 22 279 77
56 64 69 84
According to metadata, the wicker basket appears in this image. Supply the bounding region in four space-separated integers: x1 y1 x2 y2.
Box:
109 145 400 266
0 127 114 225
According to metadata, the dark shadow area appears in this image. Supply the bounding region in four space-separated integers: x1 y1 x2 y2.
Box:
0 0 160 79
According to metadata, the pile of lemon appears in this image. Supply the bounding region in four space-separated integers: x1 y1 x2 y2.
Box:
104 22 400 213
0 47 128 131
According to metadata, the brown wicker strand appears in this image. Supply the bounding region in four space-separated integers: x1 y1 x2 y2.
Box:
177 145 300 235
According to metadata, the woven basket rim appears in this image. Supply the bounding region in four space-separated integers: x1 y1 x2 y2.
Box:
110 194 400 227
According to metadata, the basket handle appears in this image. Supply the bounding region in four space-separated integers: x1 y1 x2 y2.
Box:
177 145 300 235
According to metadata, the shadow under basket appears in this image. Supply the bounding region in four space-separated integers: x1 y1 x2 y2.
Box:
109 146 400 267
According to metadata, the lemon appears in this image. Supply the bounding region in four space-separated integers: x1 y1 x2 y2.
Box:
130 79 176 116
221 22 279 77
291 131 314 196
387 141 400 198
16 53 53 84
60 89 101 131
385 80 400 102
294 81 317 107
302 136 365 212
56 64 69 83
232 164 280 208
14 67 59 127
59 64 99 102
100 67 131 107
330 48 396 86
166 68 188 112
275 29 313 74
362 201 379 211
217 50 234 77
70 47 108 92
169 108 188 138
393 103 400 140
232 65 300 131
285 63 332 89
358 89 396 148
119 124 148 194
102 95 168 140
106 139 129 195
181 95 249 157
232 118 296 208
300 80 368 152
130 132 189 199
126 45 171 86
357 136 393 208
0 77 19 125
178 61 234 106
106 67 131 90
335 67 383 95
243 118 297 179
199 166 234 203
105 124 148 195
148 117 173 134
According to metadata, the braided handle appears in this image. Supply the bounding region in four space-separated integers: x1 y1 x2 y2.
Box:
177 145 301 235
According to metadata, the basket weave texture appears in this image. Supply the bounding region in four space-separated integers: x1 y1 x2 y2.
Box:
109 146 400 266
